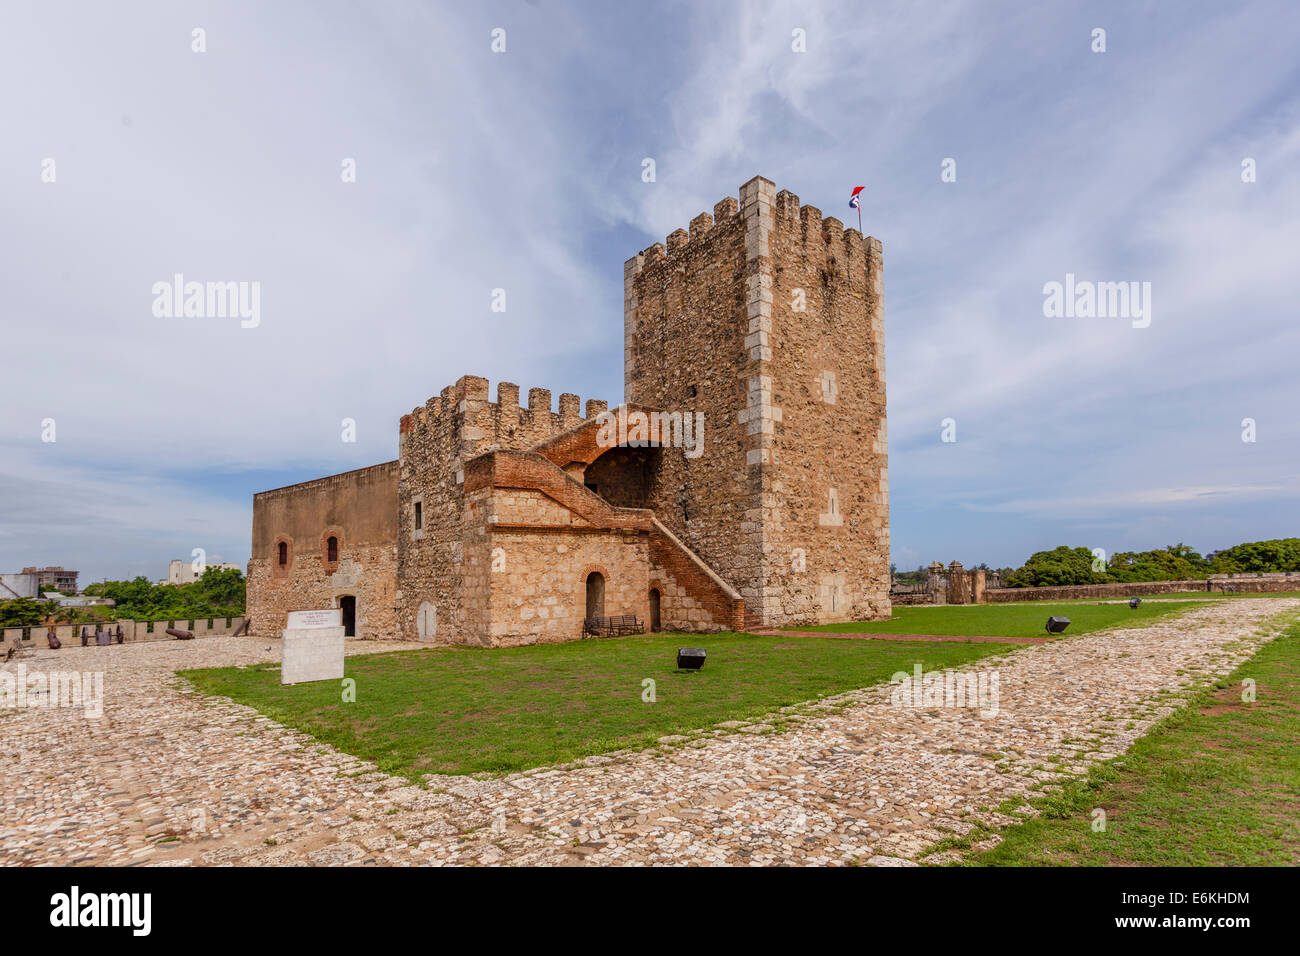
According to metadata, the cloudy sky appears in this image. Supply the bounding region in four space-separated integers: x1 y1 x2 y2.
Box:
1 0 1296 585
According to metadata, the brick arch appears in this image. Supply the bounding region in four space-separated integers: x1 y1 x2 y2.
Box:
577 563 612 584
320 525 345 574
531 403 660 470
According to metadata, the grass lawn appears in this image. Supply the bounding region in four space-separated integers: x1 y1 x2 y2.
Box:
181 632 1017 780
959 617 1300 866
790 600 1206 639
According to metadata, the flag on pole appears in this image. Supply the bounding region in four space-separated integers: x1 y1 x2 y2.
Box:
848 185 865 232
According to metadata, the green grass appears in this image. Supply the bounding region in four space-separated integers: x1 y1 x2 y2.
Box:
791 600 1206 638
961 616 1300 866
180 632 1016 780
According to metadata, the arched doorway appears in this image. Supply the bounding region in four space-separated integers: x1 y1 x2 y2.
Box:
339 595 356 637
649 588 661 631
585 572 605 620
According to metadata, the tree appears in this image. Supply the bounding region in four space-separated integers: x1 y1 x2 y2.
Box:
1208 538 1300 574
1004 546 1109 588
0 598 61 627
82 570 245 619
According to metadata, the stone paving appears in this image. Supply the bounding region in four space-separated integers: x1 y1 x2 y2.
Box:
2 598 1295 866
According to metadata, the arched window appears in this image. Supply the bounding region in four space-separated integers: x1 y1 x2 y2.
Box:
278 541 288 566
327 536 338 562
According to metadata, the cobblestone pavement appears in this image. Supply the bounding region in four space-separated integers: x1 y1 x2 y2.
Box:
3 599 1295 866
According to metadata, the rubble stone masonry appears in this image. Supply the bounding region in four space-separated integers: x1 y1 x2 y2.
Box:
247 462 398 638
625 176 889 628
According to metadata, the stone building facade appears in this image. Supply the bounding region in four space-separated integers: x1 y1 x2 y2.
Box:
247 176 890 644
247 463 399 640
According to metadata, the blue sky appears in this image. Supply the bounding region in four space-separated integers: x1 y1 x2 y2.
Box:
1 0 1297 585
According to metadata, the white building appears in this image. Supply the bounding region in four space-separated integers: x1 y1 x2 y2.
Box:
162 558 242 586
0 573 40 600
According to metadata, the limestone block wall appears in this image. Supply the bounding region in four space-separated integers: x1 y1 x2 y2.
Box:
486 527 650 646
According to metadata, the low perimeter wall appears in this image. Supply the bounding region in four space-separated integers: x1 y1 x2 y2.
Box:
2 616 247 646
986 574 1300 603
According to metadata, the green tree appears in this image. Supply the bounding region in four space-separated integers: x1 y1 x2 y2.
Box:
0 598 61 627
1208 538 1300 574
1005 546 1109 588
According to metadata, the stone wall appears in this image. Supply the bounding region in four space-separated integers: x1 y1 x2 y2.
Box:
986 573 1300 602
2 616 247 646
396 376 608 644
649 520 745 631
624 196 757 618
487 527 650 645
624 175 889 628
247 461 398 638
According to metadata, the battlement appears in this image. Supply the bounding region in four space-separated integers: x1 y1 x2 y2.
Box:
625 176 878 285
399 374 606 455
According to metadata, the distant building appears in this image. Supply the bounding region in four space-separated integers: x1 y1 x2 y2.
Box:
163 558 242 586
20 566 78 593
0 573 41 600
42 592 115 608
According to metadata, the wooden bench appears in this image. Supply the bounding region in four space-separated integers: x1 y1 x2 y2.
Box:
583 614 645 638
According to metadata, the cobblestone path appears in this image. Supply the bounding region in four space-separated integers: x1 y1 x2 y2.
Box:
3 598 1294 866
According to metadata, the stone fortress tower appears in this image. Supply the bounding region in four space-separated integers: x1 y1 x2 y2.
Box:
624 176 890 628
247 176 889 643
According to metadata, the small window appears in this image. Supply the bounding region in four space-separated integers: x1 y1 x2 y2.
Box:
414 501 423 531
327 536 338 562
278 541 288 566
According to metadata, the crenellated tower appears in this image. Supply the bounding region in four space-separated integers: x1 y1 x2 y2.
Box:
624 175 889 627
395 375 607 643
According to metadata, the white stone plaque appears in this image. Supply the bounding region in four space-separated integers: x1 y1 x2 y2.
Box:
287 608 341 629
282 608 345 685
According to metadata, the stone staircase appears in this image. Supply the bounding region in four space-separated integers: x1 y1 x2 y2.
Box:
648 520 745 632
